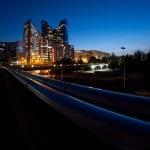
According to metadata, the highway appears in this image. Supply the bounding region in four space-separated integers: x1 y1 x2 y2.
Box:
0 67 114 150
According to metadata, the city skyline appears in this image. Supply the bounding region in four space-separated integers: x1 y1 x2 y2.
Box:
0 0 150 56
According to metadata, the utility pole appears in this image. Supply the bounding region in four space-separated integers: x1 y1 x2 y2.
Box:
60 64 63 80
121 47 126 89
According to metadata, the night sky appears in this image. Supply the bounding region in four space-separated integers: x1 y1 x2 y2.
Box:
0 0 150 55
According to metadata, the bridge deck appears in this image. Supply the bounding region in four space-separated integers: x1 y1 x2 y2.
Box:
0 67 113 150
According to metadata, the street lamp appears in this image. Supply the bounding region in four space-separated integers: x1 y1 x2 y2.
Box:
121 47 126 89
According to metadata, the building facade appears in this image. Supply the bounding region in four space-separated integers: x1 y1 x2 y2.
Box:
74 50 110 63
23 19 74 65
0 41 24 65
40 20 53 64
23 19 40 64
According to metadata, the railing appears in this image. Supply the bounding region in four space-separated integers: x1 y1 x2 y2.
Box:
14 69 150 122
6 67 150 149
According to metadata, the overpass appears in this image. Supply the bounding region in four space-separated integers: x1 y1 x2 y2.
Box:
0 66 150 149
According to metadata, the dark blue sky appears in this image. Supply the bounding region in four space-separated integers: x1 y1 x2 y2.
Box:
0 0 150 55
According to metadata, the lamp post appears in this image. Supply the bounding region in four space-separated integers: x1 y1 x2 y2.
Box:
121 47 126 89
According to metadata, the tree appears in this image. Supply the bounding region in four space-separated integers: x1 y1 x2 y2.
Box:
88 56 97 63
133 50 145 72
108 52 119 70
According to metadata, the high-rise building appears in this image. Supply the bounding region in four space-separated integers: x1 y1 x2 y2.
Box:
23 19 74 65
41 20 53 64
23 19 37 64
55 19 69 60
58 19 69 45
40 19 74 64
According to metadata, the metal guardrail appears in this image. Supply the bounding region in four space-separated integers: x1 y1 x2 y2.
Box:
6 67 150 149
14 69 150 122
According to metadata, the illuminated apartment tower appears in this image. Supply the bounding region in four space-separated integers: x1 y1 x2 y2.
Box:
54 19 68 60
41 20 53 64
55 19 74 61
23 19 37 64
23 19 74 65
40 19 74 63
